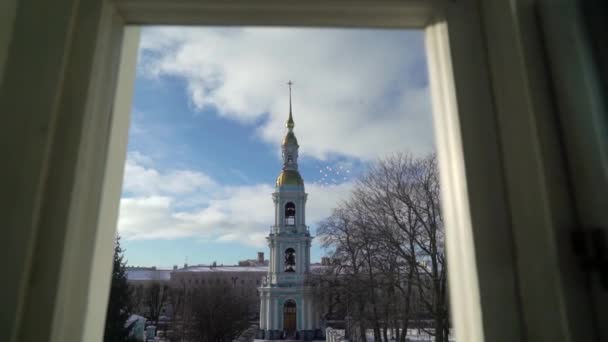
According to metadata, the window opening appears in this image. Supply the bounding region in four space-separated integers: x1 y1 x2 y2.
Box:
285 202 296 226
284 248 296 272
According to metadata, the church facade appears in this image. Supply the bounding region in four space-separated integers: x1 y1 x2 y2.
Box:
257 85 322 340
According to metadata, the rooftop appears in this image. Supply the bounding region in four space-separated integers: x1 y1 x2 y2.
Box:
126 264 330 281
126 267 172 281
174 265 269 273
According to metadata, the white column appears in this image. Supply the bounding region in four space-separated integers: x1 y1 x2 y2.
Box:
308 244 311 272
297 300 301 331
278 199 283 227
308 298 313 329
273 241 278 275
302 243 306 273
276 241 280 274
302 298 308 330
269 295 274 330
269 241 273 274
302 195 306 226
275 296 280 330
274 241 278 274
303 298 308 330
297 243 302 274
298 199 303 226
274 297 280 330
302 243 305 273
275 197 279 227
307 243 310 271
276 242 281 274
267 295 272 330
260 293 267 329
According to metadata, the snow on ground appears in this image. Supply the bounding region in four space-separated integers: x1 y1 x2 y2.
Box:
361 329 456 342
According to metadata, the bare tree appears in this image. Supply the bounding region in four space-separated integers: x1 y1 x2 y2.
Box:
166 285 190 342
318 208 369 342
186 284 253 342
144 282 170 326
356 153 421 341
130 284 146 315
317 152 449 342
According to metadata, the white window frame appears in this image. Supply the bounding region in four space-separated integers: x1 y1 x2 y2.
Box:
1 1 598 342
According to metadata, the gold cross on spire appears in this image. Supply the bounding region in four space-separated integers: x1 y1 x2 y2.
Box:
286 81 294 130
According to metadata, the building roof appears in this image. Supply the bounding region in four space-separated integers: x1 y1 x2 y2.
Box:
126 267 172 281
174 264 328 273
173 265 268 273
126 264 329 281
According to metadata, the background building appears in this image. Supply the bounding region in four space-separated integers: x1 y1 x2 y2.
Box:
239 252 269 267
126 256 268 319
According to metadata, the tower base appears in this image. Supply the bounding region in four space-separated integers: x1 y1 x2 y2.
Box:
255 329 324 341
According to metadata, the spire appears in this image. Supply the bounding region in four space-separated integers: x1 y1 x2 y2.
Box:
286 81 294 130
277 80 302 186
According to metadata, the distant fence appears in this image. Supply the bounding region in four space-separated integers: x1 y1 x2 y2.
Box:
326 328 348 342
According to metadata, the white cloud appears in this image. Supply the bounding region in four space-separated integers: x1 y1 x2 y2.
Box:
118 196 200 240
118 153 354 246
122 151 216 196
139 27 434 160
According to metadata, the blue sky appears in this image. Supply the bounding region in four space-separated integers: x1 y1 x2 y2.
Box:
118 26 433 268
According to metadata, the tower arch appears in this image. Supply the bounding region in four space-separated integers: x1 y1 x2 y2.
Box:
284 247 296 272
285 202 296 225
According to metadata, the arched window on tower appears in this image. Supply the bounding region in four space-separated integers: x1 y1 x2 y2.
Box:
284 248 296 272
285 202 296 226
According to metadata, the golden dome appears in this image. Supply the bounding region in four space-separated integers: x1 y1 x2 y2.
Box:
282 131 298 145
276 170 304 187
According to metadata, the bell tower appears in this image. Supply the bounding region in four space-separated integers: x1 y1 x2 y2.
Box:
257 82 320 340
